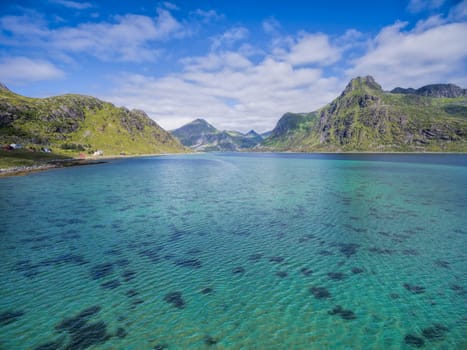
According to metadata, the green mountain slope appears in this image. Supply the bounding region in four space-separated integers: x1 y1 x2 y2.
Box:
262 76 467 152
171 118 263 151
0 85 186 156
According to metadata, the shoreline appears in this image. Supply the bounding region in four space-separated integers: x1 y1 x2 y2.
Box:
1 150 465 178
0 151 191 178
0 159 108 178
249 148 467 154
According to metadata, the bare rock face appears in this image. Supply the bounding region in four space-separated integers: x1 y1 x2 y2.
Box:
119 108 145 133
0 104 25 127
416 84 466 98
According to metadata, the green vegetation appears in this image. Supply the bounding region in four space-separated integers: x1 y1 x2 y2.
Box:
0 85 187 160
0 149 71 169
262 76 467 152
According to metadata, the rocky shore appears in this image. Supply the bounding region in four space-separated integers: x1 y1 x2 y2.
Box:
0 159 107 177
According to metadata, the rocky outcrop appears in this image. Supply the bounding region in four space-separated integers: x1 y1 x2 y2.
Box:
341 75 383 97
391 87 416 94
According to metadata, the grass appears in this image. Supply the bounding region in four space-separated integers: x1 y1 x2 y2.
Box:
263 87 467 152
0 150 71 169
1 88 187 158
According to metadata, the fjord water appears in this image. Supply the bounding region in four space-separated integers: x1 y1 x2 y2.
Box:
0 153 466 350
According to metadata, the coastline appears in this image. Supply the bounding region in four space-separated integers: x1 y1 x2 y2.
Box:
0 159 108 178
1 150 465 178
0 152 190 178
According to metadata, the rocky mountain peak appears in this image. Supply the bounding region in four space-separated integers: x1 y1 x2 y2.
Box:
187 118 217 132
171 119 263 151
342 76 383 97
193 118 210 125
246 130 260 137
130 109 149 118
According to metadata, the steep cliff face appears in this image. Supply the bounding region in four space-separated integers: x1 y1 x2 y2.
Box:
262 76 467 152
0 85 186 155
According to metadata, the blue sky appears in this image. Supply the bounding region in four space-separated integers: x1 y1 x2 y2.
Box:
1 0 466 132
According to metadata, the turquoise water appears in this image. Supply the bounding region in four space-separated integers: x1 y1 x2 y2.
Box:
0 153 466 350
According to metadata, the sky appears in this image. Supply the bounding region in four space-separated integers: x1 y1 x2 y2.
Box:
0 0 466 132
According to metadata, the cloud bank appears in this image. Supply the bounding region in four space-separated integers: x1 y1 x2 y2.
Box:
0 57 65 83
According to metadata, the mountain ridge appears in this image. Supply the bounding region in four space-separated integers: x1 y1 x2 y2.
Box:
261 76 467 152
171 118 263 151
391 83 466 98
2 76 466 156
0 85 186 156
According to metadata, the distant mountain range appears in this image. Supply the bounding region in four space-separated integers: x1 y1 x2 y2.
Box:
261 76 467 152
0 84 186 156
1 76 466 156
390 84 466 98
171 118 263 151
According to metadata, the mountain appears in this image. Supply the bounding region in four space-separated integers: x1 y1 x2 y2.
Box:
0 84 186 156
171 119 263 151
261 76 467 152
391 84 466 98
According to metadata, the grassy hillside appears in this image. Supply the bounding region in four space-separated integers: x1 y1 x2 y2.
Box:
0 149 71 169
0 85 186 157
262 76 467 152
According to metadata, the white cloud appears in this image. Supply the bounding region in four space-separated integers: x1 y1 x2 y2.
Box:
57 9 187 61
337 29 364 47
408 0 446 13
104 49 342 132
449 0 467 20
0 9 187 62
413 14 445 31
0 56 64 83
51 0 93 10
278 32 341 66
182 51 253 72
162 2 179 11
0 14 48 39
3 3 464 134
211 27 249 50
347 20 467 88
262 17 280 35
192 9 224 22
104 10 467 133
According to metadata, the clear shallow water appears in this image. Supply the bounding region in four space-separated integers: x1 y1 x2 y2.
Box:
0 153 466 350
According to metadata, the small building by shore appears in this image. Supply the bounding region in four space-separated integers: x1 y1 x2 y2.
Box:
9 143 23 150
